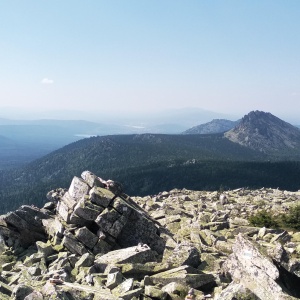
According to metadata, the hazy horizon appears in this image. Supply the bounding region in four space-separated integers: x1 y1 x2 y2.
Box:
1 1 299 123
0 106 299 129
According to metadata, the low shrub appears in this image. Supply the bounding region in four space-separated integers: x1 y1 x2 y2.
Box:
280 204 300 230
248 210 279 228
248 205 300 231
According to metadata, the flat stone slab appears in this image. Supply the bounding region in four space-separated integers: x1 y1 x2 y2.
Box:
150 265 215 289
95 245 158 265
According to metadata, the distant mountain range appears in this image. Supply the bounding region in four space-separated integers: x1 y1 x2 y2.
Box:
0 108 237 169
1 110 300 213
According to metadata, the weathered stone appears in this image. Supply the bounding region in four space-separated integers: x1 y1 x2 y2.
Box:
106 271 124 289
291 232 300 242
46 188 66 203
75 252 95 269
81 170 106 188
75 227 99 249
205 221 229 231
258 226 267 238
57 199 71 223
198 229 217 246
112 278 134 297
108 215 128 238
112 197 133 218
104 265 121 275
161 282 192 300
0 281 13 297
12 284 34 300
222 233 299 299
89 187 115 208
41 281 63 299
28 266 42 276
95 207 121 232
62 231 88 255
159 214 181 226
231 226 259 236
2 212 46 248
36 241 55 257
230 217 250 226
43 201 55 210
214 282 259 300
215 240 233 254
0 234 7 254
116 209 166 255
164 243 201 268
69 212 91 226
14 208 46 233
150 265 215 289
2 261 15 271
68 176 90 202
92 239 112 255
144 285 168 300
119 262 170 280
95 245 157 265
24 291 44 300
74 196 103 221
150 210 166 220
117 288 143 300
61 191 77 210
42 217 65 238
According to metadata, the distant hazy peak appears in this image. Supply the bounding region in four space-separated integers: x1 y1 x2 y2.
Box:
182 118 239 134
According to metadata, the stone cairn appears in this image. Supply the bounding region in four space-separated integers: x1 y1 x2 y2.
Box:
0 171 300 299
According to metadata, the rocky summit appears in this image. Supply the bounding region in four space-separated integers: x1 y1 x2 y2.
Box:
224 110 300 153
1 171 300 299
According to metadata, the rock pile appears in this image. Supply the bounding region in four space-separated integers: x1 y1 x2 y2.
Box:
0 171 300 299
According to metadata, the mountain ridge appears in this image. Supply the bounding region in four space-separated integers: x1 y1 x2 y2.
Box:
224 110 300 153
183 118 240 134
1 110 300 213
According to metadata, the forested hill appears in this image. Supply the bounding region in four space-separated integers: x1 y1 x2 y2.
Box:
1 133 300 214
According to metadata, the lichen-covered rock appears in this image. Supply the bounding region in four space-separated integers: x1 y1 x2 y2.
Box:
144 285 168 299
12 284 34 300
150 265 215 289
2 172 300 299
95 244 158 265
222 234 299 299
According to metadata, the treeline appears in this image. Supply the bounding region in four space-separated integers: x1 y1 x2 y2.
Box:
1 133 300 214
1 159 300 214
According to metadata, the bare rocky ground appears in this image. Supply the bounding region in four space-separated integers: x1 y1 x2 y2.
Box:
1 170 300 299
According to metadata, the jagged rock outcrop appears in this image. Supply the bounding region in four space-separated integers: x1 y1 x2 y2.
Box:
224 110 300 153
1 172 300 299
218 234 299 299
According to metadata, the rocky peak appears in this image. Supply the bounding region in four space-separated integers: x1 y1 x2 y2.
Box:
224 110 300 152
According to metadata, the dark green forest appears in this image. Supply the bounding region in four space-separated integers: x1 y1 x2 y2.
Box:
0 133 300 214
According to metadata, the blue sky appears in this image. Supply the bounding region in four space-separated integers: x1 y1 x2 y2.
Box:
1 1 299 122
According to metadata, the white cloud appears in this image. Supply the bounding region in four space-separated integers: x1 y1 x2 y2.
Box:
41 78 54 84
